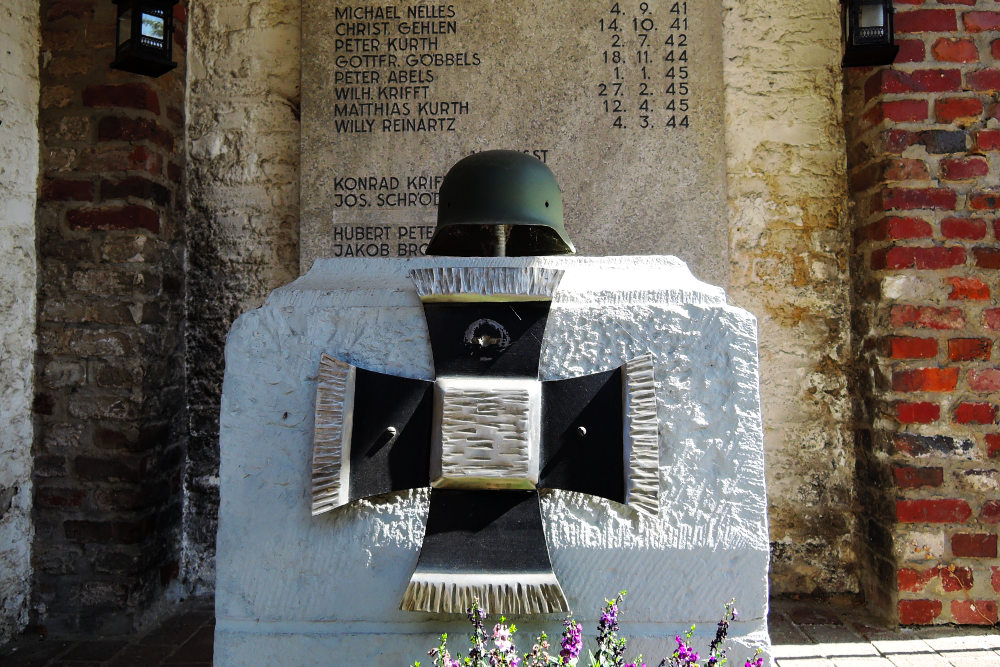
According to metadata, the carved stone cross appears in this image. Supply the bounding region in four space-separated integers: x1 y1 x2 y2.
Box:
310 267 659 614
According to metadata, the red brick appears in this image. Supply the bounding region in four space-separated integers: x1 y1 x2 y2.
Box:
896 39 927 63
896 9 957 33
35 487 87 510
866 69 962 99
935 97 984 123
931 38 978 63
128 146 163 176
969 192 1000 210
947 277 990 300
868 217 933 241
851 164 881 194
167 161 183 184
940 157 989 180
898 567 939 593
993 566 1000 592
951 600 998 625
949 338 992 361
100 177 171 207
897 498 972 523
888 336 938 359
994 39 1000 61
865 100 929 127
975 247 1000 269
968 69 1000 92
95 486 165 512
883 158 931 181
970 369 1000 391
964 11 1000 33
74 456 145 483
64 519 153 545
918 129 966 153
877 188 956 211
898 599 942 625
952 533 998 557
893 367 959 392
988 433 1000 458
97 116 173 150
74 146 158 174
897 401 941 423
891 305 965 329
941 217 987 239
885 129 921 153
46 0 96 21
82 83 160 114
954 402 997 424
983 501 1000 524
893 465 944 488
941 566 974 592
42 178 93 202
871 246 965 270
995 219 1000 240
977 129 1000 150
984 308 1000 328
66 205 159 233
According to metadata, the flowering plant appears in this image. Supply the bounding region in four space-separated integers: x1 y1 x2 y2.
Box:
412 593 765 667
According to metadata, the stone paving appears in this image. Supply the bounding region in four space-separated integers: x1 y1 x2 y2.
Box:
770 599 1000 667
1 597 997 666
0 599 213 666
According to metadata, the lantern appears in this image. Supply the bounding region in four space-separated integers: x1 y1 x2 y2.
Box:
111 0 178 77
842 0 899 67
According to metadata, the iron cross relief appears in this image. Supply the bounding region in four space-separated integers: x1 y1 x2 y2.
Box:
309 266 659 615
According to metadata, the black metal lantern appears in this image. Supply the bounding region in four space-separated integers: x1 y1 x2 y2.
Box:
842 0 899 67
111 0 178 77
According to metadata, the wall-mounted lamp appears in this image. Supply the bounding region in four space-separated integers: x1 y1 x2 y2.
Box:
842 0 899 68
111 0 179 77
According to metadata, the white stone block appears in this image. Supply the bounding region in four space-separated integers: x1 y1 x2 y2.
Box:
215 256 770 666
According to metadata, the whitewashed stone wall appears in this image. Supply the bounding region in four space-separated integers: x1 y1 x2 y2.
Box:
0 0 40 644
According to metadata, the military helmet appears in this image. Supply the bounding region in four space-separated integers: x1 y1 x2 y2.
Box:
426 150 576 256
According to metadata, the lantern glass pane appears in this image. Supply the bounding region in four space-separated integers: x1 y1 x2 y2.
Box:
859 3 885 28
118 7 132 45
141 11 165 42
142 12 163 42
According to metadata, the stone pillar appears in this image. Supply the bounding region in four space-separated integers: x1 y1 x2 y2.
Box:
0 0 40 644
845 1 1000 625
183 0 301 591
32 0 188 634
723 0 856 596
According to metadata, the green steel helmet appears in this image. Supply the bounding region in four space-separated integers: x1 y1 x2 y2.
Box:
427 150 576 256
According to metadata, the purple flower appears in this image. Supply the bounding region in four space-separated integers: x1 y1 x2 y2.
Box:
560 619 582 662
600 603 619 628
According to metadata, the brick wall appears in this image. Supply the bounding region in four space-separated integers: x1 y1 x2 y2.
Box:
33 0 188 634
846 0 1000 625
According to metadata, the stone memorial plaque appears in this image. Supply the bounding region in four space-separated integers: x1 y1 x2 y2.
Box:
301 1 728 286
